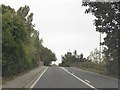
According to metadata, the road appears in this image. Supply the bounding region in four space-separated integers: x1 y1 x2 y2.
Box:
32 66 118 89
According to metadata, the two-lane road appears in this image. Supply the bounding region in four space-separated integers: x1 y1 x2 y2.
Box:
32 66 118 89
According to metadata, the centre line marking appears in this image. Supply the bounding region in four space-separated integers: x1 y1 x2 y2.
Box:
60 67 98 90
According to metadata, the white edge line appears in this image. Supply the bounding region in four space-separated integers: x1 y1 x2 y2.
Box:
30 67 48 88
60 67 97 90
84 79 90 83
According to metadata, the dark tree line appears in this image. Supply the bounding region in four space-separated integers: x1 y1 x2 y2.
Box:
59 50 87 67
2 5 56 77
0 6 1 65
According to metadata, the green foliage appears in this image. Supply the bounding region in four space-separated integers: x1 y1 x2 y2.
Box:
77 61 105 71
0 6 2 64
39 46 57 66
59 49 107 76
82 2 119 76
59 50 87 67
2 6 27 76
2 5 56 77
87 48 100 63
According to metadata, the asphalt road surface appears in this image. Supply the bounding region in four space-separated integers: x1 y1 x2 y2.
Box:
32 66 118 89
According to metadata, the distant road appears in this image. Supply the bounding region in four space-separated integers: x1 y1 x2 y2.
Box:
31 66 118 89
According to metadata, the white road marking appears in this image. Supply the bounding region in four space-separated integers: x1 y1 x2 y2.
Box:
84 79 90 83
72 67 118 81
61 67 98 90
72 73 74 75
30 67 48 88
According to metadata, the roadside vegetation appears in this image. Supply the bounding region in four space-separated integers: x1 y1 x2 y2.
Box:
2 5 56 77
0 7 1 86
59 2 119 78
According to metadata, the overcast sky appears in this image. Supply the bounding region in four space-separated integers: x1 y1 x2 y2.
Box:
1 0 104 65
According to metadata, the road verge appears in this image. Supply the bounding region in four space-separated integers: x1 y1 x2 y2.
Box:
2 66 47 88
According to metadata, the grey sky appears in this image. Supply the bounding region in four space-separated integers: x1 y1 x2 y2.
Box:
1 0 104 65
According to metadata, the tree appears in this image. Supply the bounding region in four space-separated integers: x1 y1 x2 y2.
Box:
2 5 56 77
88 48 99 63
73 50 77 57
2 5 28 76
39 46 56 66
59 50 87 67
0 6 2 65
82 1 119 75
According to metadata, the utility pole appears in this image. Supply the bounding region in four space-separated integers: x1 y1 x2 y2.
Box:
99 33 102 63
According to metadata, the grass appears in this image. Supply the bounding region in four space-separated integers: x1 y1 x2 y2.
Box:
2 69 30 84
79 67 106 75
75 66 118 79
2 66 39 84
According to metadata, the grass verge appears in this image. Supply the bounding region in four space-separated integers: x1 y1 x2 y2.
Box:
2 66 39 84
74 66 118 80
